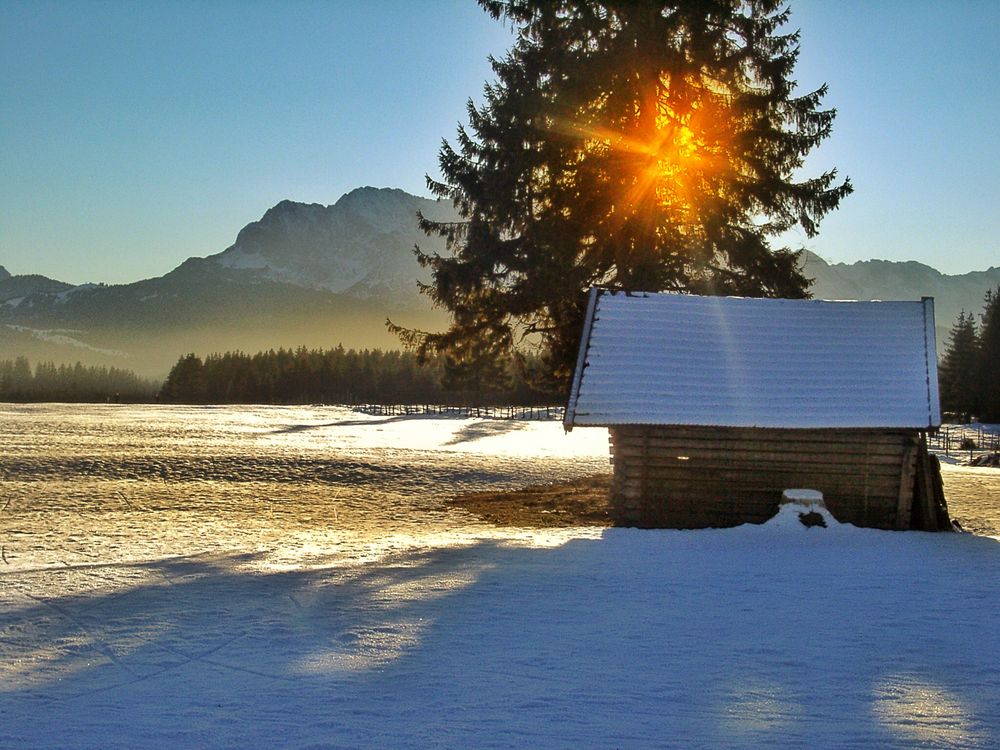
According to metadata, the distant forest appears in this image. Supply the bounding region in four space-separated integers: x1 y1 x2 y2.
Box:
158 346 558 406
938 286 1000 422
0 348 557 406
0 357 159 402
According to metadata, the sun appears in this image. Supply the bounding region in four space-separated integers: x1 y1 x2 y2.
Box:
565 84 731 227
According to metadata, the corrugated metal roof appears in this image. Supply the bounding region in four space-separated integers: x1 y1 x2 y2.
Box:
565 290 941 430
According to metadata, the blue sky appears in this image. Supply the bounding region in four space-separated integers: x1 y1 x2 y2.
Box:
1 0 997 285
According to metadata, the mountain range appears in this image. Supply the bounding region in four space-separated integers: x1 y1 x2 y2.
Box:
3 186 998 377
1 188 456 376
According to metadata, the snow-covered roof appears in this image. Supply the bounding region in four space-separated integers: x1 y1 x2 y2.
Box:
565 290 941 430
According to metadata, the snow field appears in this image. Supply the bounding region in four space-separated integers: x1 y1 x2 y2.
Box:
1 405 998 748
3 522 998 749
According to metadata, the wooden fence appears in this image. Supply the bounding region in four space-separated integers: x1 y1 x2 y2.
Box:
927 425 1000 455
353 403 566 421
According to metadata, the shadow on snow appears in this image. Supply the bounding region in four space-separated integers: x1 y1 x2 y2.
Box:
2 531 999 748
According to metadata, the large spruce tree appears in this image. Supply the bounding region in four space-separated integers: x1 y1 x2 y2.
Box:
396 0 852 392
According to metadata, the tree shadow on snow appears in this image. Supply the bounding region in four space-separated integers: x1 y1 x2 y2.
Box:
444 419 529 445
269 413 446 434
2 531 999 748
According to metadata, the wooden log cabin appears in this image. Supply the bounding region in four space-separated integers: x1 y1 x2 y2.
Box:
564 289 951 531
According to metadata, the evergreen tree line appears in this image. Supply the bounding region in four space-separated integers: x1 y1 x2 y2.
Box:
0 357 160 402
939 286 1000 422
158 346 559 406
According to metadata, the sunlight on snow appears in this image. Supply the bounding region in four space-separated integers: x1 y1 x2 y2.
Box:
254 529 604 573
288 529 603 675
255 410 608 458
294 557 490 675
0 632 111 691
872 675 987 747
0 604 169 692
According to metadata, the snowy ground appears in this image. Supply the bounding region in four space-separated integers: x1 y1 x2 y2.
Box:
1 405 999 749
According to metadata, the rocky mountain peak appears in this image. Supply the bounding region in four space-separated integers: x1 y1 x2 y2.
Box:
258 199 325 225
334 186 455 234
206 188 459 298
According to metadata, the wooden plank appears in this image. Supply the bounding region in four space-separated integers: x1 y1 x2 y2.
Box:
610 427 909 443
617 479 899 501
627 479 897 527
616 492 898 514
912 436 952 531
610 452 905 471
630 493 779 529
613 480 897 505
614 426 914 443
610 436 907 458
621 471 899 490
913 442 937 531
610 432 907 450
611 455 904 471
895 440 917 529
614 465 901 488
633 495 897 530
616 493 898 521
928 453 951 531
618 468 893 488
612 451 903 472
618 481 901 529
611 442 905 459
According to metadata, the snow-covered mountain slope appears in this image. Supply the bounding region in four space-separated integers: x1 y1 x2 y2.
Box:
0 271 74 305
210 187 458 299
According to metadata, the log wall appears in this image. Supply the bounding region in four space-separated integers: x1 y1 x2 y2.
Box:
609 426 931 530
